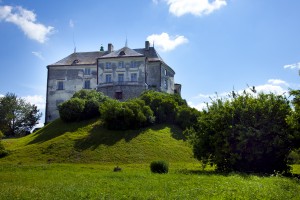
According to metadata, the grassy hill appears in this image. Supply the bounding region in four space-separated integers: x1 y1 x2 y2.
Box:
1 118 196 164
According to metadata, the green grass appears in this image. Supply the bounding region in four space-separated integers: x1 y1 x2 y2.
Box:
0 163 299 200
1 119 299 199
1 118 196 164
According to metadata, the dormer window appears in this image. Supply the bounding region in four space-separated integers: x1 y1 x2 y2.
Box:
72 59 79 65
119 51 126 56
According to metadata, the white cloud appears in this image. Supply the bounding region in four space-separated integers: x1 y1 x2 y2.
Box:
165 0 227 17
0 5 54 43
147 32 188 51
190 79 289 111
284 62 300 70
267 79 289 86
32 51 44 60
0 94 4 97
152 0 159 5
69 19 74 28
23 95 45 111
188 101 208 111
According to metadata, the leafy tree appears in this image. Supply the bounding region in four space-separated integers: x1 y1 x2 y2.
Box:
0 93 41 137
58 90 108 122
189 92 296 174
99 98 154 130
176 106 200 130
58 98 85 122
140 90 185 123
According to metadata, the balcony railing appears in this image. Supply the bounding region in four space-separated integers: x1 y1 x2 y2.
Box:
98 81 141 87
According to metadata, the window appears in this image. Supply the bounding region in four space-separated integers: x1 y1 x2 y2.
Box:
118 74 124 82
164 69 167 76
131 73 137 82
84 68 91 75
130 61 138 68
105 62 112 69
118 61 124 68
106 74 112 83
119 51 125 56
115 92 123 100
84 80 90 89
164 79 168 89
57 81 64 90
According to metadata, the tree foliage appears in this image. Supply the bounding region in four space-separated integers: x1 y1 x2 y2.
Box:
100 98 154 130
189 92 296 173
140 90 187 124
58 90 108 122
0 93 41 137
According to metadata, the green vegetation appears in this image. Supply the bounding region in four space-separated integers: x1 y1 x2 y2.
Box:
150 160 169 173
0 164 299 199
0 118 194 164
0 93 41 137
0 130 8 158
188 92 299 174
59 90 108 122
100 98 154 130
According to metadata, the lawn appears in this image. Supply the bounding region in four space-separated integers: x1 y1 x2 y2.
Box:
0 163 299 200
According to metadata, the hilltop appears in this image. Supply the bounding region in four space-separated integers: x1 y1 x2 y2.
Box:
1 118 196 164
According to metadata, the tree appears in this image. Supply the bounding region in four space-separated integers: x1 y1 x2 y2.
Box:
58 98 85 122
99 98 154 130
58 90 109 122
0 130 8 157
0 93 42 137
189 92 296 174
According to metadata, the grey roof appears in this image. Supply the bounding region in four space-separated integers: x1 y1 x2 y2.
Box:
48 51 107 66
101 47 143 58
48 46 169 69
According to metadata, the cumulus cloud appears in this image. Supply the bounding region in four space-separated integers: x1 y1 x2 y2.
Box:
0 5 54 43
32 51 44 60
190 79 289 111
23 95 45 111
267 79 289 86
284 62 300 70
147 32 188 51
165 0 227 17
188 101 208 111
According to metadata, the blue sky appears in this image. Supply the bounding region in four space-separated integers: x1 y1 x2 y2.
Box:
0 0 300 125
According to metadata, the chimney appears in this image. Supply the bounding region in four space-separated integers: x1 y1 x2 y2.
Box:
145 41 150 50
108 43 114 53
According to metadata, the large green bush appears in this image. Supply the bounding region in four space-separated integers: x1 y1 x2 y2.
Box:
189 92 297 174
58 90 108 122
140 91 186 124
58 98 85 122
99 99 154 130
0 131 8 158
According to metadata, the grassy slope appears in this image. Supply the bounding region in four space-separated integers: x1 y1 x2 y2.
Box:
1 118 196 164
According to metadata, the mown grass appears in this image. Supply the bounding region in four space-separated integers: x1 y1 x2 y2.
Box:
0 163 299 200
1 118 196 164
1 119 300 199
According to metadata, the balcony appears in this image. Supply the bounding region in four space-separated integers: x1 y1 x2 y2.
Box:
98 81 141 87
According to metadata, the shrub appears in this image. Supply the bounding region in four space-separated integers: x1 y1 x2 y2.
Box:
140 90 182 124
150 160 169 174
176 106 200 130
58 98 85 122
190 92 296 174
0 131 8 158
99 99 154 130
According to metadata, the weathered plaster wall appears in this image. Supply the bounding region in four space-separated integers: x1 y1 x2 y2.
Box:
46 65 97 123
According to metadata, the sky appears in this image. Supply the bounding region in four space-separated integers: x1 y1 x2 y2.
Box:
0 0 300 126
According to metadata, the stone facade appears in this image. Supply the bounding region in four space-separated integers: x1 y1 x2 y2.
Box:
45 41 180 123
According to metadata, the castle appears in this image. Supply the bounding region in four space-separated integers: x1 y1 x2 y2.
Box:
45 41 181 123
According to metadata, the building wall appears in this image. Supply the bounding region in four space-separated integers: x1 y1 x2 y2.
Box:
45 65 97 123
97 57 147 100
